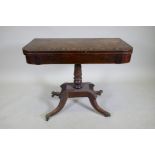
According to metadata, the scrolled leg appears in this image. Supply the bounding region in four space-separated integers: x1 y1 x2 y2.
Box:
46 92 68 121
89 97 110 117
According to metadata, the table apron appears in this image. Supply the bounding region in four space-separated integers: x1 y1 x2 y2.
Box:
24 53 131 64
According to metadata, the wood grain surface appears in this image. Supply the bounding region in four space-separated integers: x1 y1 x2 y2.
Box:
23 38 133 64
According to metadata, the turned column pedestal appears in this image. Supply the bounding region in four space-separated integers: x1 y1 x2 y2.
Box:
46 64 110 121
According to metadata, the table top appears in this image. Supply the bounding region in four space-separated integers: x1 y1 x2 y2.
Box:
23 38 133 64
23 38 133 53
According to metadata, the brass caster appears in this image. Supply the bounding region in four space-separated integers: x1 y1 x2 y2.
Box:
45 115 49 121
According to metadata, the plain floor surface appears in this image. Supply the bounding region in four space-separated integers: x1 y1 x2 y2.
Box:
0 79 155 129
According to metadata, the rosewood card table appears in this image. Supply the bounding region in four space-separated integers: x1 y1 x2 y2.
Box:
23 38 133 121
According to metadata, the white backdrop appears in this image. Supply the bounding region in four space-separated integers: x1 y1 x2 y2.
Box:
0 26 155 128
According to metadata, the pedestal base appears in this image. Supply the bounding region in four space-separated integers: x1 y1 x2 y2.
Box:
46 82 110 121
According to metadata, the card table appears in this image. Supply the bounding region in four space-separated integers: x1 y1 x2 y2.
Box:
23 38 133 121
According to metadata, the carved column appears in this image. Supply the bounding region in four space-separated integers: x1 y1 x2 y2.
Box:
73 64 82 89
